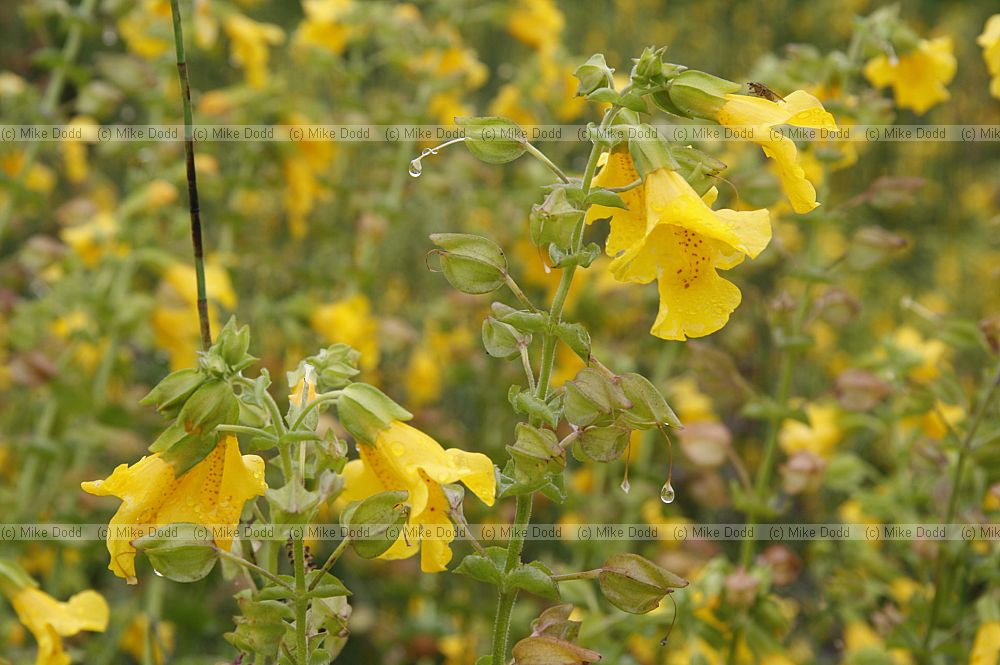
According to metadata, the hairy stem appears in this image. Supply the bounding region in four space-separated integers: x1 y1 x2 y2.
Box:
293 537 309 665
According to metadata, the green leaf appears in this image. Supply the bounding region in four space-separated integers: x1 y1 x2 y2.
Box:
506 562 560 600
483 317 529 359
454 547 507 586
554 323 591 362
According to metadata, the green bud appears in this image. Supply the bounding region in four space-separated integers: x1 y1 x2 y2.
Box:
307 344 361 391
574 422 631 463
563 368 631 428
139 368 206 418
456 116 526 164
628 125 679 176
225 591 293 659
619 373 682 429
215 318 252 368
430 233 508 295
512 636 601 665
340 490 409 559
666 70 741 121
529 604 581 642
529 188 584 252
177 379 239 437
597 552 688 614
336 383 412 445
483 317 530 359
574 53 614 96
631 46 665 83
506 423 565 483
133 524 219 583
508 386 559 429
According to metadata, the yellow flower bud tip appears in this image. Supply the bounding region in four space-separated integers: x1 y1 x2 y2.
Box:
81 435 266 582
340 421 495 572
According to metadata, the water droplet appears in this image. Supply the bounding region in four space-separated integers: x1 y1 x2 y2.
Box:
543 263 551 274
153 568 164 577
620 478 631 494
408 159 422 177
659 637 669 647
660 480 675 504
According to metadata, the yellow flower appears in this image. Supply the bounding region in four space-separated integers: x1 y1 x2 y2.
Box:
310 295 379 369
118 0 172 60
405 347 442 408
193 0 218 49
978 15 1000 99
152 261 236 369
295 0 355 55
162 261 237 310
340 421 495 572
120 613 175 665
911 401 964 440
864 37 956 114
60 116 96 183
587 150 771 340
507 0 563 53
779 403 842 459
891 326 949 384
716 90 838 213
5 585 108 665
489 83 539 127
81 435 266 583
60 212 121 267
970 620 1000 665
668 377 717 423
223 13 285 89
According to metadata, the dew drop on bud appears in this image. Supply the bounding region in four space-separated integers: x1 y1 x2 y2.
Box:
543 263 551 274
660 480 675 504
408 159 423 178
620 478 631 494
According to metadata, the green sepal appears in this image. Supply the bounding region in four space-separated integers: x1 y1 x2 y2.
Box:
456 116 526 164
336 383 412 446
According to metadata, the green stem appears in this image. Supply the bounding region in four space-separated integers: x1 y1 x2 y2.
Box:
169 0 211 349
491 492 533 664
524 143 570 183
551 569 602 582
309 538 350 591
293 537 309 665
217 549 294 591
290 391 342 431
488 105 620 665
505 274 540 312
921 362 1000 658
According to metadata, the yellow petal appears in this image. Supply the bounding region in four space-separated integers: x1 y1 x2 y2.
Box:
759 136 819 214
586 149 647 258
650 262 742 341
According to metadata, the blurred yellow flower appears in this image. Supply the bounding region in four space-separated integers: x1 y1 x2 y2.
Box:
428 90 473 126
864 37 956 114
507 0 563 53
118 0 172 60
489 83 539 127
779 403 842 459
162 261 237 310
152 261 236 369
716 90 838 213
60 212 122 267
59 116 96 183
910 401 964 440
891 326 949 384
669 377 717 423
295 0 355 54
1 577 109 665
2 152 55 195
341 421 495 572
120 613 175 665
587 149 771 340
405 347 442 408
81 435 266 583
223 13 285 89
310 294 379 369
978 15 1000 99
970 620 1000 665
192 0 218 49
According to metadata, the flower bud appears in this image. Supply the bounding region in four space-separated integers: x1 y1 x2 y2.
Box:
530 187 584 251
666 70 741 121
456 116 526 164
306 344 361 391
627 125 678 176
512 635 601 665
757 545 802 586
133 524 219 583
724 568 759 609
429 233 508 295
780 450 827 494
619 372 682 429
563 368 631 428
835 369 891 411
574 53 614 96
483 317 530 359
679 421 731 468
507 423 565 483
846 226 909 270
336 383 412 445
632 46 665 82
597 552 688 614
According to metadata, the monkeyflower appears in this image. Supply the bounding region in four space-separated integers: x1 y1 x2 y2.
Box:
223 13 285 89
715 91 838 213
81 435 266 583
341 420 495 572
863 37 956 114
0 560 108 665
978 15 1000 100
587 149 771 340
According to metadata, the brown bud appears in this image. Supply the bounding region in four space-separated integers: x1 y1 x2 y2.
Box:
724 568 759 609
835 369 892 411
757 545 802 586
679 421 731 468
780 451 827 494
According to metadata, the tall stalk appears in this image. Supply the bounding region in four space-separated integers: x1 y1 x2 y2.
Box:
169 0 212 349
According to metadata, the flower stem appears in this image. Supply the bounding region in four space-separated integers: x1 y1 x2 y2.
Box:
217 549 294 591
491 492 533 663
524 143 570 183
309 538 351 591
551 569 602 582
921 361 1000 658
169 0 211 349
293 537 309 665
